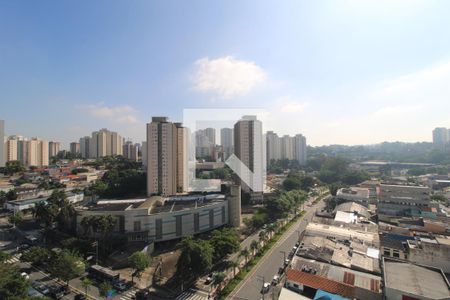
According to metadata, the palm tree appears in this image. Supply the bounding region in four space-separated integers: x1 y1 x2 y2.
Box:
240 247 250 268
97 215 117 255
229 260 239 277
58 199 77 233
250 240 259 256
259 230 268 247
81 277 92 296
32 201 57 229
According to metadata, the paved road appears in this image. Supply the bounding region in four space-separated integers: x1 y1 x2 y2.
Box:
227 199 326 300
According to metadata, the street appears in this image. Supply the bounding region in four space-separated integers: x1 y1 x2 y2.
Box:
227 199 325 300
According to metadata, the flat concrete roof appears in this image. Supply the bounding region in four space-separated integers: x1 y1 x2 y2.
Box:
384 260 450 299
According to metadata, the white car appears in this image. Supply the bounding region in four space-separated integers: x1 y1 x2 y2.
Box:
21 272 30 280
261 282 270 294
272 275 280 285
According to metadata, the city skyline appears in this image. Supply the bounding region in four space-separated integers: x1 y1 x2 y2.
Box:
1 1 450 147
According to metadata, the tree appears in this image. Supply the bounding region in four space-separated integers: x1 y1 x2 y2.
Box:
128 251 151 283
250 240 259 256
99 281 113 298
228 260 239 277
1 161 25 175
49 250 85 286
213 272 226 288
81 277 93 296
8 212 23 228
210 228 240 260
32 200 58 229
21 247 50 266
239 248 250 267
0 251 11 263
5 189 18 201
259 230 268 247
177 236 213 278
0 263 29 299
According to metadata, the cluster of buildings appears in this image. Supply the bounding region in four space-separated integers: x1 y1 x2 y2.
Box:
433 127 450 150
283 180 450 300
280 181 450 300
266 131 307 165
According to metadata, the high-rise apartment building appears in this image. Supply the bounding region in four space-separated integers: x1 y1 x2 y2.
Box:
26 138 49 167
147 117 187 196
234 116 264 192
79 136 90 158
88 128 123 158
141 141 147 167
266 131 282 163
0 120 4 167
293 134 307 165
123 141 139 161
432 127 449 150
48 141 61 159
70 142 80 155
266 131 307 165
220 128 234 161
5 138 18 161
195 128 216 159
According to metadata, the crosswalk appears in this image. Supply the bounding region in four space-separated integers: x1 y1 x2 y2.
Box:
5 254 20 264
120 287 138 300
176 288 210 300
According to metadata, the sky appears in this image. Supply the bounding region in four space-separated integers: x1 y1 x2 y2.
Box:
1 0 450 148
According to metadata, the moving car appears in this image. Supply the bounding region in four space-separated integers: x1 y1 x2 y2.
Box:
261 282 270 294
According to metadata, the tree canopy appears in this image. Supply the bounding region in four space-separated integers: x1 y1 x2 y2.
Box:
209 228 240 260
128 251 151 278
177 236 214 278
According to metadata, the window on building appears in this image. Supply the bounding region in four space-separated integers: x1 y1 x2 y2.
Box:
384 248 391 257
134 221 141 232
393 250 400 258
194 213 199 232
175 215 182 237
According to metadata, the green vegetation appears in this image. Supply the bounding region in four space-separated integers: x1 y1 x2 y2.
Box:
49 250 85 286
98 281 113 297
0 160 26 175
0 263 30 299
282 172 316 191
0 251 11 263
80 214 117 256
128 251 151 281
218 211 306 299
197 167 233 180
177 236 214 278
210 228 240 260
268 159 303 173
85 156 145 198
8 212 23 227
21 246 51 266
81 277 93 296
431 194 448 202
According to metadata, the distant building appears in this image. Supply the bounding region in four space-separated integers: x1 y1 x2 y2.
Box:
48 141 61 159
234 115 265 193
123 141 139 161
220 128 234 161
146 117 187 196
195 128 216 159
88 128 123 158
266 131 307 166
79 136 90 158
27 138 49 167
141 141 147 167
0 120 4 167
70 142 80 155
432 127 449 150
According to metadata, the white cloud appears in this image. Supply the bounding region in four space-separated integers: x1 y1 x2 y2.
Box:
78 103 139 124
372 104 422 117
192 56 266 98
277 96 310 113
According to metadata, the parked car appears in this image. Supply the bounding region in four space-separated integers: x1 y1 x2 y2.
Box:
272 275 280 285
135 288 151 300
49 285 70 299
74 294 87 300
113 279 131 292
205 274 213 285
261 282 270 294
21 272 30 280
32 282 50 295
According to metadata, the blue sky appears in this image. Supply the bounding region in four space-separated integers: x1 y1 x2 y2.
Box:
1 0 450 147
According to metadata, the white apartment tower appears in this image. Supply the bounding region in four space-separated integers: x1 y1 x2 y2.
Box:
433 127 449 150
266 131 307 166
89 129 123 158
27 138 49 167
220 128 234 161
195 128 216 159
293 134 307 165
234 116 265 192
146 117 187 196
266 131 281 163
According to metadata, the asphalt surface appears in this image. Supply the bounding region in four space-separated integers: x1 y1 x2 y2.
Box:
227 199 326 300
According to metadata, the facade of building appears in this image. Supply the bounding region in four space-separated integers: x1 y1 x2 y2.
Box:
432 127 449 150
70 142 80 155
234 115 265 193
76 189 240 243
48 141 61 158
0 120 4 167
26 138 49 167
79 136 90 158
147 117 187 196
5 137 18 162
141 141 147 166
266 131 307 165
123 141 139 161
88 128 123 158
195 128 216 159
220 128 234 161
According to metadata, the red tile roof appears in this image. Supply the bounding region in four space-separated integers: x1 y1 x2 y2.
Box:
286 268 355 298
